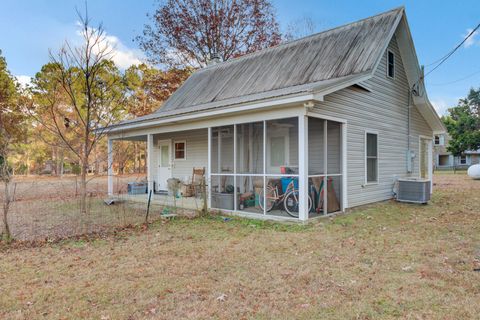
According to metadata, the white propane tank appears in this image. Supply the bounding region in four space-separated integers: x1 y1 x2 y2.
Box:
467 164 480 180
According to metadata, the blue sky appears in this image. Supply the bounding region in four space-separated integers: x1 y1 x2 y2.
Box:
1 0 479 116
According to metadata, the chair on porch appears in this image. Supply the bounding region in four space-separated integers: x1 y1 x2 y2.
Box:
182 167 205 197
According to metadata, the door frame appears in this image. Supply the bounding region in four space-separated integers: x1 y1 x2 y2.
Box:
157 139 172 191
419 135 433 193
266 126 290 174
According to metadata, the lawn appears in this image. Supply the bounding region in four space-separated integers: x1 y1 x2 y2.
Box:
1 172 479 319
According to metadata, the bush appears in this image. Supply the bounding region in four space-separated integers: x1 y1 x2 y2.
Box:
71 164 81 175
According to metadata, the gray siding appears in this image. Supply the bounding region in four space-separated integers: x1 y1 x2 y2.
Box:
153 129 208 185
311 35 433 207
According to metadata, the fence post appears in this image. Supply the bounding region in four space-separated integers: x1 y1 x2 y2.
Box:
145 189 152 224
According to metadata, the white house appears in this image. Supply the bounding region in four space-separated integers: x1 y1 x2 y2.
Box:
434 133 480 169
105 7 445 222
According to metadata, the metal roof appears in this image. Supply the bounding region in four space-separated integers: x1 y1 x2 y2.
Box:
111 7 404 128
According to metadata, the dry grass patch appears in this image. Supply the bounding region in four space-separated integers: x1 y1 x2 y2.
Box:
1 172 479 319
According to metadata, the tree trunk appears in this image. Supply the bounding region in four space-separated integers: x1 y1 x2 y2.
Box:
59 149 64 177
26 152 30 176
52 146 57 175
143 144 147 174
134 143 138 173
94 144 100 175
79 159 88 214
2 180 12 242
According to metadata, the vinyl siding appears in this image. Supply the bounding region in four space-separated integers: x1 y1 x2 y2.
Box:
310 35 433 207
146 34 434 209
152 129 208 186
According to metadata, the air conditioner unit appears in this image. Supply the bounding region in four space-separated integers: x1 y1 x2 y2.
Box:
396 178 431 204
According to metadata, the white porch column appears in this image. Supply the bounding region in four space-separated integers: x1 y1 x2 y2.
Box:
207 127 212 209
342 123 348 211
428 139 433 194
147 134 154 193
107 138 113 196
298 115 309 221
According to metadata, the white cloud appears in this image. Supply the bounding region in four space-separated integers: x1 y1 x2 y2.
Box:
431 98 450 116
104 34 144 69
463 28 479 48
15 75 32 88
431 96 464 116
75 23 144 69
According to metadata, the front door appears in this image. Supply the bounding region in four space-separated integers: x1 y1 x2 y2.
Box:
157 140 172 191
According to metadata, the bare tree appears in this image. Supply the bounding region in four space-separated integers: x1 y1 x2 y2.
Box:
30 9 125 214
283 16 320 42
0 51 26 241
137 0 282 68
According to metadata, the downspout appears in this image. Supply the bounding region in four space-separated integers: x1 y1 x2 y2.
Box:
406 66 424 174
406 88 412 174
407 88 411 154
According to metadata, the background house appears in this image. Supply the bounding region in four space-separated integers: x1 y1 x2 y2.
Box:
434 133 480 169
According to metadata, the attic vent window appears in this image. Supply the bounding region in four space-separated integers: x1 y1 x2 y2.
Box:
387 50 395 78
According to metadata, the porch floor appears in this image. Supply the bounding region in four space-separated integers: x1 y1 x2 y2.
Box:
121 193 205 211
120 193 327 220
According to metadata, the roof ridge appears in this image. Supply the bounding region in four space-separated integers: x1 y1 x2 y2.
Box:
198 6 404 73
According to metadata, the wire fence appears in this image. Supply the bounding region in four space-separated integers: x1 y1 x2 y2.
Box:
0 175 204 242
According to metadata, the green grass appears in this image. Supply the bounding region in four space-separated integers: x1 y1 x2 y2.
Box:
0 173 479 319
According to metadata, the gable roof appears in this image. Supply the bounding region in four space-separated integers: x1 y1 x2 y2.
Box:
157 7 402 115
108 7 444 134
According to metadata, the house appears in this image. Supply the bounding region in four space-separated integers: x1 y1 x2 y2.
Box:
434 133 480 169
105 7 445 221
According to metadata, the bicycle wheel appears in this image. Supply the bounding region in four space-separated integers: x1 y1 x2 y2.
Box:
283 191 313 218
259 186 276 212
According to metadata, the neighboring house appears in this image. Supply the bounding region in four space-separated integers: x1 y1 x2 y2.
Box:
434 133 480 169
105 7 445 222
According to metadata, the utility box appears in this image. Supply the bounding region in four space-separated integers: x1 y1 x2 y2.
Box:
396 178 431 204
127 182 147 195
211 192 234 210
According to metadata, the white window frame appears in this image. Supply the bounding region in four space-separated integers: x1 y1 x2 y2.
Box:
364 130 379 185
387 49 395 79
173 140 187 160
434 135 441 146
459 155 467 165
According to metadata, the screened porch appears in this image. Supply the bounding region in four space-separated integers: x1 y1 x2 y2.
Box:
208 116 345 221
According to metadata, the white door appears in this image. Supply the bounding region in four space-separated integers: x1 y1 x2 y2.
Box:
419 137 433 192
157 140 172 191
266 128 289 174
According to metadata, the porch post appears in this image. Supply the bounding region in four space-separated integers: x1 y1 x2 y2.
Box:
233 125 237 211
323 120 328 215
298 115 309 221
107 138 113 196
147 134 154 193
207 127 212 209
342 123 348 211
428 139 433 193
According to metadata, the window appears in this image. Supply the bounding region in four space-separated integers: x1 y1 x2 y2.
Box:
438 155 450 166
434 135 440 145
174 141 186 160
365 132 378 183
387 50 395 78
460 155 467 165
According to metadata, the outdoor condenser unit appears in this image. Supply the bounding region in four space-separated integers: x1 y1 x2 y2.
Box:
396 178 431 204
